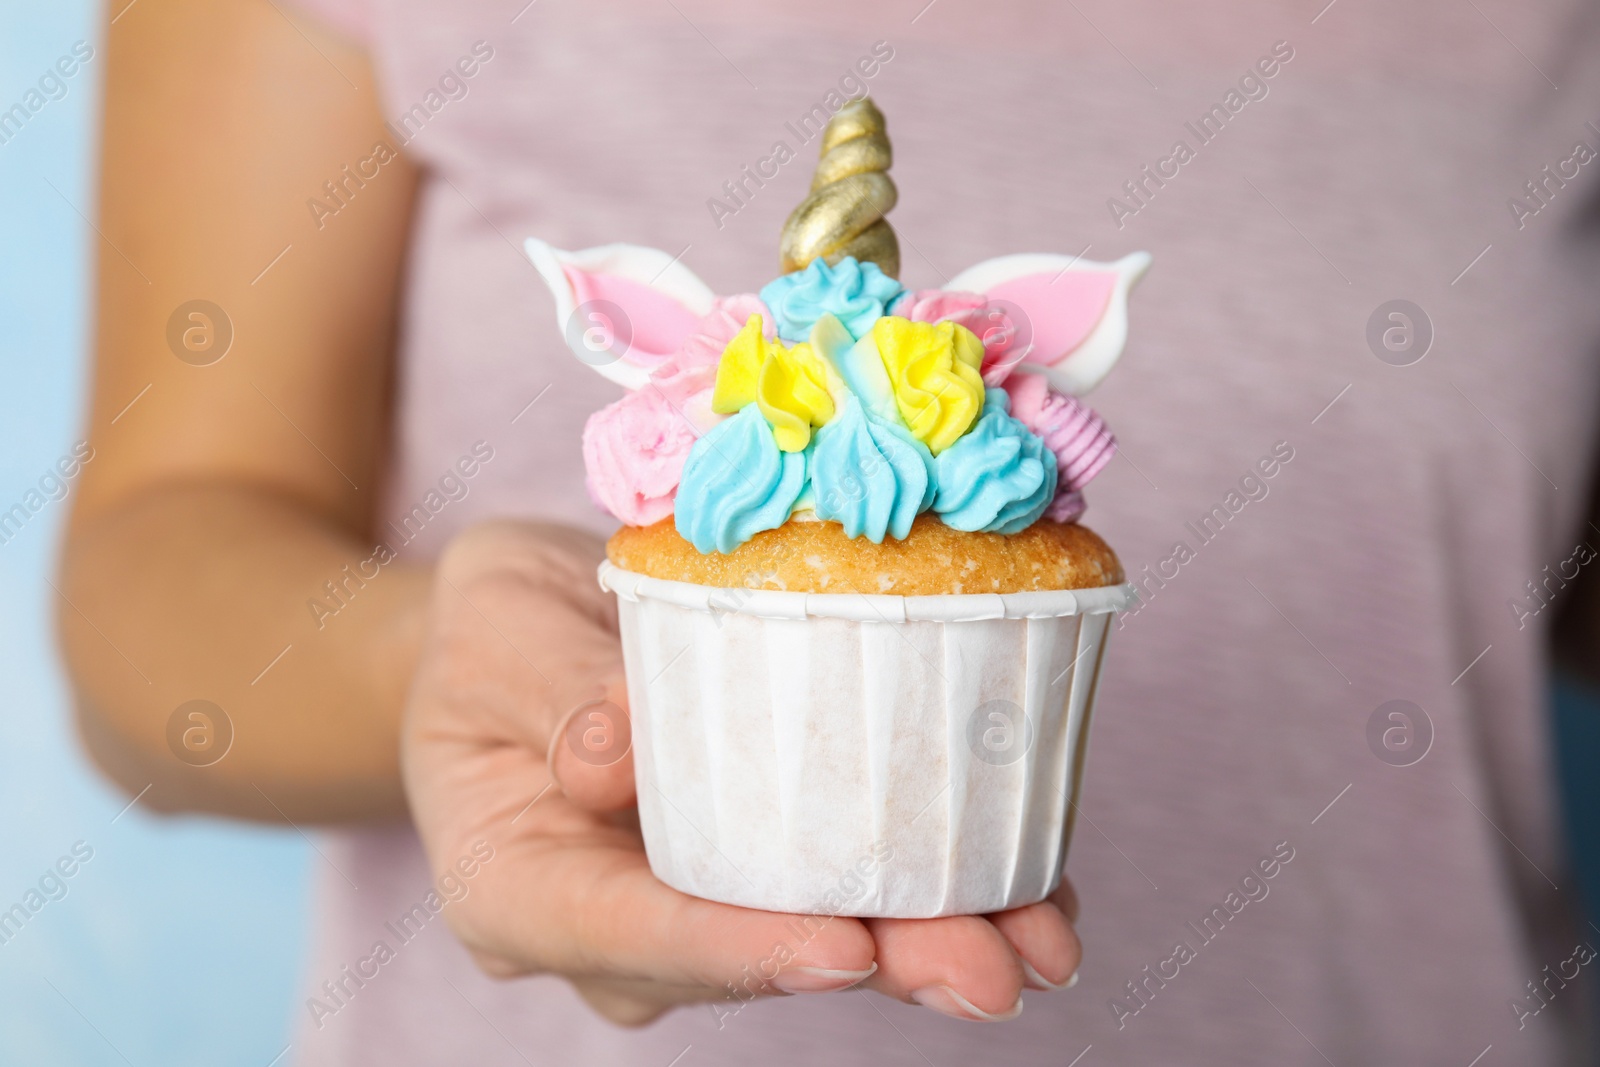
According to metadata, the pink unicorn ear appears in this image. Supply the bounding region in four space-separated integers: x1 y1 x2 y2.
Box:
944 251 1151 395
525 238 716 390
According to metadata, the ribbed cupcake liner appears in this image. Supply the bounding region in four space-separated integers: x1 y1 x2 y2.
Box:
599 561 1135 918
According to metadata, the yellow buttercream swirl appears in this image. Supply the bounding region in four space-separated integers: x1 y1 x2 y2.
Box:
711 315 772 414
871 317 985 454
712 314 837 451
759 342 835 451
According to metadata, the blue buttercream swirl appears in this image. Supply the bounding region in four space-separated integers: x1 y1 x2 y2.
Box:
932 389 1057 534
675 404 809 554
760 256 904 343
811 395 936 543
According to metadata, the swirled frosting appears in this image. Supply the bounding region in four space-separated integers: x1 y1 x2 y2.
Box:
675 404 808 553
712 315 839 452
580 257 1120 554
872 317 986 455
1004 372 1116 519
891 289 1024 386
1046 489 1086 524
810 313 898 422
758 341 836 452
932 389 1058 534
675 294 776 370
760 257 903 343
811 395 935 543
582 363 719 526
711 315 778 413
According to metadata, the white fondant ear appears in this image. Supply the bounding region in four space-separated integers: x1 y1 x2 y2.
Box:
525 238 717 390
945 251 1151 395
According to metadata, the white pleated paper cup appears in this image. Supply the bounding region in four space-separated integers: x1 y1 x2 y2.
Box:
597 560 1136 918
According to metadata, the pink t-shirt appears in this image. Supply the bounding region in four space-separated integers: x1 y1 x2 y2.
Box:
288 0 1600 1062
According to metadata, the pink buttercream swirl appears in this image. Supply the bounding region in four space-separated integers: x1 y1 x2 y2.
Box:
893 289 1026 386
580 296 771 525
1046 489 1086 524
670 294 776 371
1003 373 1115 521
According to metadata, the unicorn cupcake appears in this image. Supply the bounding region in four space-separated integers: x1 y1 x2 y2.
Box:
526 98 1150 918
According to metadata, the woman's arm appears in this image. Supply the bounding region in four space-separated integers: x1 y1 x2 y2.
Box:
61 0 423 821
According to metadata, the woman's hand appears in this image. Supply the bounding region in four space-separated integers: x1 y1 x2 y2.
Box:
403 520 1083 1025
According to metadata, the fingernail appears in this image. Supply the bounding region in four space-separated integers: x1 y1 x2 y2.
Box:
771 963 877 994
1020 959 1078 991
910 985 1024 1022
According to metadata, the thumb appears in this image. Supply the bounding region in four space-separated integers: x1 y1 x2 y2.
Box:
548 678 637 811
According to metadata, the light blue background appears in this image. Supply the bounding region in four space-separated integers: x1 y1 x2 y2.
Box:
0 3 311 1065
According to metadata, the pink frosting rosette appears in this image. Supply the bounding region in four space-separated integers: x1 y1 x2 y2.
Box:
580 295 774 525
1044 489 1086 524
1004 373 1115 521
580 369 720 527
670 294 776 371
893 289 1025 386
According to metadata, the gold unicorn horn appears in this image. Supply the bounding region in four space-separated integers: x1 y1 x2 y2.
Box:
779 97 900 278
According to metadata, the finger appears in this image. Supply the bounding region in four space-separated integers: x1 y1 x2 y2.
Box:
431 522 622 752
569 976 717 1027
863 915 1025 1021
987 899 1081 990
547 682 637 813
467 841 878 996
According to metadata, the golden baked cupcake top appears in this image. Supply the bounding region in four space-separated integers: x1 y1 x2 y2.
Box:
608 515 1122 596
